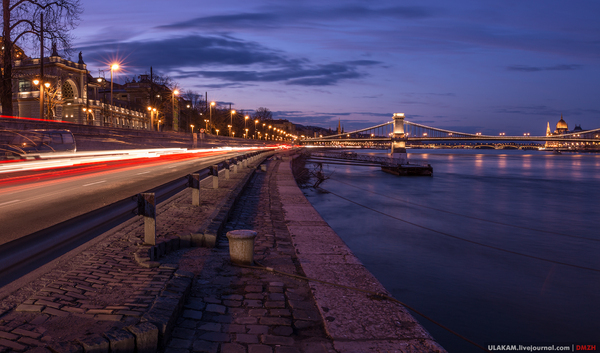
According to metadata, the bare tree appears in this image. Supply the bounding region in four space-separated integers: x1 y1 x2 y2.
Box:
253 107 273 120
1 0 82 116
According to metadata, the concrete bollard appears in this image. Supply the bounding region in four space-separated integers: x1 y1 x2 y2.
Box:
189 173 200 206
137 193 156 245
223 161 230 180
243 159 248 168
260 164 267 172
210 165 219 189
226 230 257 265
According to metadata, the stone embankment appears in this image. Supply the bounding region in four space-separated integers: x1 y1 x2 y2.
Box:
0 150 446 352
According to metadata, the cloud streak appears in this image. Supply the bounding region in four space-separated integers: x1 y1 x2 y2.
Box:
78 35 380 86
507 64 583 72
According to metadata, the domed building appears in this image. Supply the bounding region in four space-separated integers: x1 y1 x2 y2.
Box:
545 114 595 149
555 115 568 134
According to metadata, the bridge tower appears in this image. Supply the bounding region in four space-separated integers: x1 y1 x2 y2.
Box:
391 113 407 163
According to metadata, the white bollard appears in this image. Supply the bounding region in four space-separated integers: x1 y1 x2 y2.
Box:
226 230 257 265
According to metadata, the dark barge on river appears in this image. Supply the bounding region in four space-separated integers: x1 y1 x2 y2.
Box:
308 151 433 176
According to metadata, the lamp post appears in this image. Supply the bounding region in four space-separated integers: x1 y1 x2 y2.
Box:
158 119 162 132
230 110 236 136
204 119 209 131
254 119 259 139
216 129 219 136
147 107 157 131
228 124 232 137
110 63 119 127
244 115 249 138
210 101 215 134
172 89 179 131
190 124 195 134
245 128 249 139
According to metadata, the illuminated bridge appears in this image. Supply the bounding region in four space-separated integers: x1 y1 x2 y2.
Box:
301 114 600 151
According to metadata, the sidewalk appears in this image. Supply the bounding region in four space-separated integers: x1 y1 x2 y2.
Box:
162 158 335 353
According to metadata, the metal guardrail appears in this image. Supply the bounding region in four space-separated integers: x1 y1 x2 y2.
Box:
0 150 271 287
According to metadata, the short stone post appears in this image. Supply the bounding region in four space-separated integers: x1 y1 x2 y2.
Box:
260 164 267 172
210 164 219 189
243 158 248 168
223 160 230 180
232 159 239 174
188 173 200 206
226 230 257 265
137 193 156 245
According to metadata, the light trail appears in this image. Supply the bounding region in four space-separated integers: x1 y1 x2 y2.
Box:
0 146 270 175
82 180 106 187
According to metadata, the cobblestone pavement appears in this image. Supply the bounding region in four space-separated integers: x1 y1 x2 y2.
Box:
0 159 257 351
165 159 337 353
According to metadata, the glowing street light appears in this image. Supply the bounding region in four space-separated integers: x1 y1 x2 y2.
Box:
172 89 179 131
216 129 219 136
204 119 209 130
110 63 119 127
210 101 216 133
190 124 195 134
244 115 249 138
254 119 259 139
230 110 236 136
228 124 232 137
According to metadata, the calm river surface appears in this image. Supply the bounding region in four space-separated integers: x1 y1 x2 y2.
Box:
303 149 600 352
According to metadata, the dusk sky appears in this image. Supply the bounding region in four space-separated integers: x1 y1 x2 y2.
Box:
72 0 600 135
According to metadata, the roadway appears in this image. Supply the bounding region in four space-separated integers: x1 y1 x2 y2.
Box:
0 149 253 245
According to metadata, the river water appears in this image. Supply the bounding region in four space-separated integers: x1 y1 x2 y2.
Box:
302 149 600 352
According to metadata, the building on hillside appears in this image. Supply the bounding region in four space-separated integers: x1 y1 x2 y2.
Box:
9 49 149 129
100 73 182 131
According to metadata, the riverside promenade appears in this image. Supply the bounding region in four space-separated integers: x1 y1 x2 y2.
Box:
0 150 445 353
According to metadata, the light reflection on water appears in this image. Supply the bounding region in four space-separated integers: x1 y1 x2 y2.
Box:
303 149 600 352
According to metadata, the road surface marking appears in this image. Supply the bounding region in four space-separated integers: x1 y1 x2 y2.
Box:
0 200 20 208
83 180 106 187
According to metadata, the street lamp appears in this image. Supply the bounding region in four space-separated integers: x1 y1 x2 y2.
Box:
245 128 249 139
244 115 249 138
190 124 195 134
228 124 232 137
216 129 220 136
204 119 209 130
230 110 236 136
158 119 162 132
110 63 119 127
210 101 215 133
254 119 259 139
172 89 179 131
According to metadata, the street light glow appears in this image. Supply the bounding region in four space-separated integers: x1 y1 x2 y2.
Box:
111 64 119 71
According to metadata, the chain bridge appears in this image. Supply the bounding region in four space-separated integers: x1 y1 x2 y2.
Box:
300 114 600 150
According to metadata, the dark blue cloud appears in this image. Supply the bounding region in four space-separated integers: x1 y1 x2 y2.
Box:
77 35 381 86
156 5 434 31
507 64 583 72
